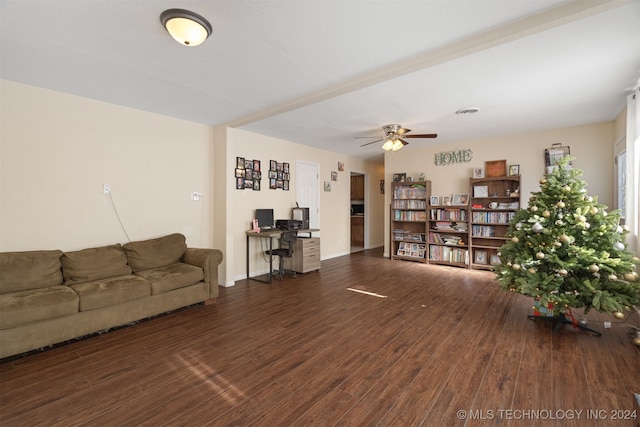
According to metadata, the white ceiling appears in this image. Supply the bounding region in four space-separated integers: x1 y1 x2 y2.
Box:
2 0 639 161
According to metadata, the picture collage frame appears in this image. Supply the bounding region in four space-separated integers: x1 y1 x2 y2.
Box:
235 157 261 190
268 160 290 190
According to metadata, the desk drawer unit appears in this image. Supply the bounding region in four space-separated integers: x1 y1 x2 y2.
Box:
284 237 320 273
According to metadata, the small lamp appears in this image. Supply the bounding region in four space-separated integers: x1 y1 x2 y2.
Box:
160 9 212 47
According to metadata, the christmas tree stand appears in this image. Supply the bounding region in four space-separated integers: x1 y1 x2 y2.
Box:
528 301 601 336
527 314 602 336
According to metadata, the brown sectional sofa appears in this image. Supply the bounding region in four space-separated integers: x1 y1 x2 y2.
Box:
0 233 223 359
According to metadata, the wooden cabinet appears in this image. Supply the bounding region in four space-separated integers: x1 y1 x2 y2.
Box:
351 216 364 246
469 176 521 270
390 181 430 263
350 175 364 200
284 237 320 273
427 205 469 268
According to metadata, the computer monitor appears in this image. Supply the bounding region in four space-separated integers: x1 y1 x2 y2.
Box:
255 208 275 230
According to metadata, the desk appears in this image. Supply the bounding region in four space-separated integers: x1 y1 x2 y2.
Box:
246 228 319 283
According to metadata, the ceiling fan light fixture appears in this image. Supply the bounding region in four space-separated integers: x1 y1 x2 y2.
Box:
382 139 395 151
161 9 212 47
391 139 404 151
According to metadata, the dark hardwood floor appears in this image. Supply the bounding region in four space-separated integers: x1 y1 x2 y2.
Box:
1 248 639 426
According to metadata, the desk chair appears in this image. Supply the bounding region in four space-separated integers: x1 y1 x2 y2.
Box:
265 230 298 280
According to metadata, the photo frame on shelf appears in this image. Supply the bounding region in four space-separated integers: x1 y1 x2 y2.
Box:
473 167 485 179
392 173 406 182
475 250 487 265
430 196 440 206
491 254 501 265
452 193 469 205
509 164 520 176
473 185 489 198
442 195 452 206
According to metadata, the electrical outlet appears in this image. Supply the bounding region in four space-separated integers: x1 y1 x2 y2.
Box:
191 192 201 201
604 321 611 329
102 184 111 195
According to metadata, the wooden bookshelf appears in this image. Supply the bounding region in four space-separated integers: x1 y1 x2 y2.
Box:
427 205 470 268
469 175 521 270
390 181 430 263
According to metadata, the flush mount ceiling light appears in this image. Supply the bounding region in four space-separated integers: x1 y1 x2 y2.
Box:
160 9 212 47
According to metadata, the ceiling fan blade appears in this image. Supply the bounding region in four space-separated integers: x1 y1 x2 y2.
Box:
403 133 438 138
354 136 381 139
396 127 411 135
400 138 409 146
360 138 384 147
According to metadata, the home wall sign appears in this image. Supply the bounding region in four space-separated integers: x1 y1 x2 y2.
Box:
434 149 473 166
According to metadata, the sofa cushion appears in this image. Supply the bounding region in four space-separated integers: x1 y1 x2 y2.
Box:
0 250 63 294
0 285 78 329
135 263 204 295
123 233 187 273
70 275 151 311
61 244 132 286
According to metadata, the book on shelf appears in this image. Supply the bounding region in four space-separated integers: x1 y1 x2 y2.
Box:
471 225 496 237
452 221 468 232
429 245 469 264
442 235 463 245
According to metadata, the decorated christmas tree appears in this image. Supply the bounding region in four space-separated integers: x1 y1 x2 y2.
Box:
495 156 640 316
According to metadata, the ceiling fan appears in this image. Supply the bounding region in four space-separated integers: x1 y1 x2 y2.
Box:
357 124 437 151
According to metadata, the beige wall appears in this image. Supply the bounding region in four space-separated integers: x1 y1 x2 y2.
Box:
228 128 385 283
0 80 214 251
384 122 615 255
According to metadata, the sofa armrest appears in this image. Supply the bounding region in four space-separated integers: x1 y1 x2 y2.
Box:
182 248 223 299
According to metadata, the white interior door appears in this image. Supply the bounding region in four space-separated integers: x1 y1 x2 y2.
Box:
296 160 320 229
